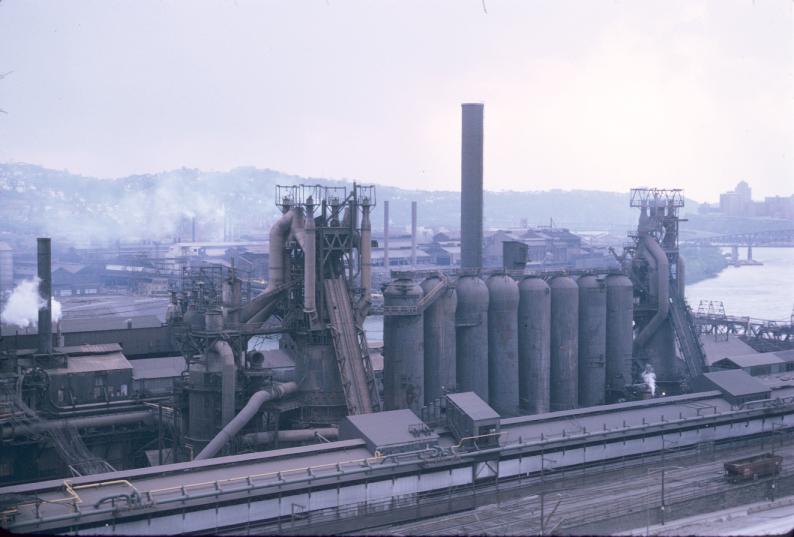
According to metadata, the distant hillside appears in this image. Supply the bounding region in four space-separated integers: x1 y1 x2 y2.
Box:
1 163 653 247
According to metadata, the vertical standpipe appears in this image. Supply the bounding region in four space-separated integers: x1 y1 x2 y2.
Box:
461 103 484 270
411 201 417 268
383 200 390 272
37 238 53 355
361 202 372 294
422 276 457 404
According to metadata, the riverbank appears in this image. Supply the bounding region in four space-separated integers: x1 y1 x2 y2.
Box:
680 244 728 285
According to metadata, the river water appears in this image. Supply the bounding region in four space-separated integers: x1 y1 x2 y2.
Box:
686 247 794 321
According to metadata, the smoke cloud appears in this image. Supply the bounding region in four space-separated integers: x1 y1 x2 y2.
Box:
642 364 657 397
0 277 63 329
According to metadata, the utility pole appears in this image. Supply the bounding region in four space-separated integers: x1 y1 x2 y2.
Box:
158 403 163 465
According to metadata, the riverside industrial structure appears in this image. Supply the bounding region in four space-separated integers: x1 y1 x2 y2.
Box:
2 104 794 535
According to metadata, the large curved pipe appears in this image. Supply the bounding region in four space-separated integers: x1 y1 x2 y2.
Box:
268 209 295 289
2 411 152 440
194 381 298 461
213 340 237 426
635 235 670 348
240 427 338 447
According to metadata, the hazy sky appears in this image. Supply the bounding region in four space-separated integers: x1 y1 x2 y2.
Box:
0 1 792 202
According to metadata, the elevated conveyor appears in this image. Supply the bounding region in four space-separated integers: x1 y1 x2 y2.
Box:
669 287 707 377
324 278 379 414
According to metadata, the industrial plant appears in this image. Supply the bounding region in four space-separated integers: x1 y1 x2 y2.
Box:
1 104 794 535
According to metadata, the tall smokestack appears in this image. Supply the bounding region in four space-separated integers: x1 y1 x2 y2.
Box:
461 103 484 270
383 200 390 272
192 217 196 242
411 201 417 268
37 238 52 355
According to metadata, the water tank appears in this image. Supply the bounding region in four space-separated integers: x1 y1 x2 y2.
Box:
383 275 424 413
421 276 457 404
487 274 519 416
455 275 489 402
577 275 607 407
0 242 12 302
549 276 579 411
605 275 634 400
518 277 550 414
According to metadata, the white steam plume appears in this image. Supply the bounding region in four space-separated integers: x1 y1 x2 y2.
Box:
0 277 63 329
642 364 656 397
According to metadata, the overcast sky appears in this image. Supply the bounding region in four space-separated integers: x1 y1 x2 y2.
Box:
0 1 792 202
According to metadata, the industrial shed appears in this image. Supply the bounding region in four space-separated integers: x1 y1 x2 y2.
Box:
711 353 787 377
446 392 500 448
339 409 438 455
131 356 186 395
692 370 771 406
47 344 133 405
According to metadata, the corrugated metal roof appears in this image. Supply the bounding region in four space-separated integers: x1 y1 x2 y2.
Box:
700 370 771 397
48 352 133 375
447 392 500 421
342 409 437 449
700 335 758 365
714 353 785 368
131 356 186 379
772 350 794 363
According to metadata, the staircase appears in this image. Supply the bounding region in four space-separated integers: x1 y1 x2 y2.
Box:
324 278 379 414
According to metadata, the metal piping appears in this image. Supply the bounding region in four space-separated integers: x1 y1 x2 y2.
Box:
221 270 242 327
212 340 237 427
194 381 298 460
241 427 338 447
383 200 390 272
2 411 153 439
635 235 670 348
37 238 52 355
461 103 484 270
360 202 372 294
267 208 295 289
304 200 317 313
411 201 417 268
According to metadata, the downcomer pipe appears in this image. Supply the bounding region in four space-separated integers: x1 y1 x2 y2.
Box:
267 208 295 289
195 381 298 460
461 103 484 270
211 340 237 427
37 238 52 355
634 236 669 348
